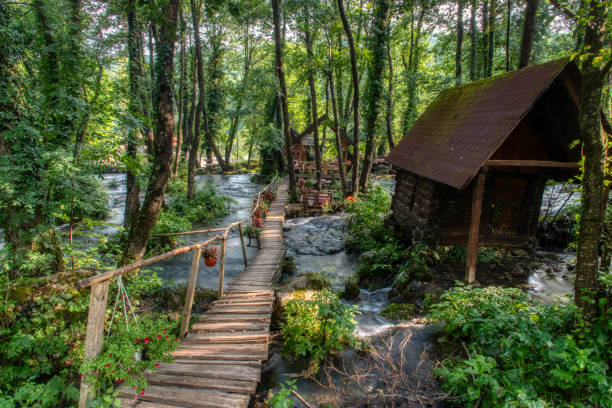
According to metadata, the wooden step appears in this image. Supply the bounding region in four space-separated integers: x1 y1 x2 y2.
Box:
171 359 261 368
207 306 271 314
118 384 250 408
184 331 268 344
119 398 181 407
198 313 270 322
147 372 256 394
190 320 270 333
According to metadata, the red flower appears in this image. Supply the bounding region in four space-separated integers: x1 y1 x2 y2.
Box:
162 329 167 334
346 195 355 202
155 363 159 368
135 338 141 343
108 353 112 357
111 369 115 373
165 335 169 338
118 379 124 383
174 338 179 342
105 364 111 367
157 334 162 339
80 374 84 378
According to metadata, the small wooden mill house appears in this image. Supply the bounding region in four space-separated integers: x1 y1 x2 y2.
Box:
388 59 609 282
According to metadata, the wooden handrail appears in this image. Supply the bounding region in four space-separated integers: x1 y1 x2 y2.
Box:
77 236 221 289
150 219 248 237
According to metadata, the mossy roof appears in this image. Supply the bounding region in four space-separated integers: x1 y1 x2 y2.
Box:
388 58 573 189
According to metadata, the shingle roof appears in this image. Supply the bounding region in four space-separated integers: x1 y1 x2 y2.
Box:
388 58 572 189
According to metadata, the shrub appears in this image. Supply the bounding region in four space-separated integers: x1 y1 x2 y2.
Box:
344 183 392 253
168 182 234 224
430 285 612 407
267 380 297 408
381 303 417 320
340 275 360 300
357 241 406 288
81 315 181 395
304 271 331 290
281 289 359 373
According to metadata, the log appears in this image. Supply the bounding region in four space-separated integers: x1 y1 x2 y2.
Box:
485 159 578 168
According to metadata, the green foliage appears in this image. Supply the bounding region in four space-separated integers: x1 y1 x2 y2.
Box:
381 303 417 320
344 183 392 253
430 285 612 407
167 182 234 225
281 289 360 372
357 241 406 288
267 380 297 408
304 271 331 290
0 288 87 407
81 315 181 394
340 275 360 300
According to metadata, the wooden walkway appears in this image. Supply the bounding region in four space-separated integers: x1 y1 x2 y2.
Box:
120 178 289 407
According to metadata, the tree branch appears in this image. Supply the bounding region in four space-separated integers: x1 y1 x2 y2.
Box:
547 0 578 22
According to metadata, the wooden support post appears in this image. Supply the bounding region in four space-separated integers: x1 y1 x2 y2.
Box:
465 169 487 283
218 238 227 297
180 247 201 338
238 223 248 267
78 280 110 408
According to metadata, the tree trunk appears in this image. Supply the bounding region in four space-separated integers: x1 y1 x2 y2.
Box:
359 0 390 193
173 7 186 176
385 35 394 151
469 0 477 80
328 48 348 197
505 0 511 71
124 0 142 229
518 0 538 68
337 0 360 195
487 0 495 77
456 0 464 84
304 21 322 190
574 0 610 320
481 0 489 77
120 0 180 266
272 0 296 196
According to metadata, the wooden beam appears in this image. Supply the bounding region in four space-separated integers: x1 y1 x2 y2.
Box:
238 223 248 268
218 238 227 297
78 280 110 408
180 247 201 338
485 160 579 168
465 169 487 283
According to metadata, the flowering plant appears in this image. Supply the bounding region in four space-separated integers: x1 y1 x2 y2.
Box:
202 246 219 259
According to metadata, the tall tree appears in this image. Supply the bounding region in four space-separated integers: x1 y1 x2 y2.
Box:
119 0 180 266
505 0 511 70
337 0 360 194
124 0 141 229
359 0 390 192
550 0 611 320
304 12 322 190
481 0 489 76
518 0 538 68
385 33 395 151
272 0 296 195
487 0 496 76
469 0 478 80
173 6 186 176
456 0 464 84
188 0 227 198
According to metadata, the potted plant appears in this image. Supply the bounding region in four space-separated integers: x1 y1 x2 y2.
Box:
202 246 219 267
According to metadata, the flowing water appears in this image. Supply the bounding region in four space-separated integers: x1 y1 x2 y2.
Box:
99 173 263 289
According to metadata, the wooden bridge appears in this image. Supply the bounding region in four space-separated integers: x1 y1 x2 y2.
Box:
77 177 288 408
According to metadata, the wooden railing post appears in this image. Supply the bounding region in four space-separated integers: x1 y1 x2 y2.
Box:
180 247 201 338
78 280 110 408
218 238 227 297
238 223 248 268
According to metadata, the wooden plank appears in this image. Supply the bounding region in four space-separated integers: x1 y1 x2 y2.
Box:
485 159 578 168
184 332 268 343
118 384 250 408
119 398 182 408
170 359 261 368
190 321 270 332
180 247 201 338
199 313 270 322
220 291 273 298
147 372 256 394
465 170 486 283
172 349 267 361
78 280 110 408
207 306 271 314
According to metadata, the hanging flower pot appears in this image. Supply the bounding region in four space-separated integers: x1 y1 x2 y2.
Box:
253 216 263 227
203 246 219 267
299 177 306 186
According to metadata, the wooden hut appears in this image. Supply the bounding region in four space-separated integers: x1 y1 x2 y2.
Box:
388 58 611 282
